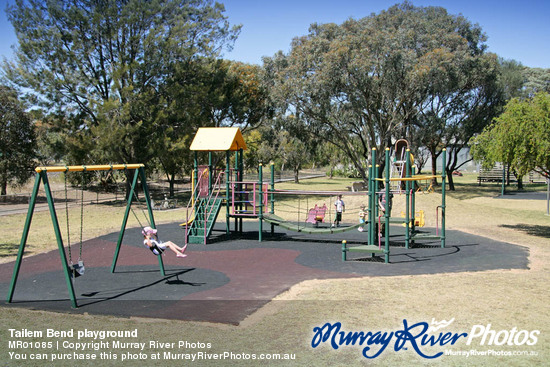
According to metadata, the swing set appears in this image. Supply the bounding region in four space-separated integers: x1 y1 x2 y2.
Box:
6 164 164 308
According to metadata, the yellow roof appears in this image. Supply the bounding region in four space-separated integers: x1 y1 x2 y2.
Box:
189 127 247 151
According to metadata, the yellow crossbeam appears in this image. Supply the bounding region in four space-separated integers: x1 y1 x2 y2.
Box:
35 164 144 173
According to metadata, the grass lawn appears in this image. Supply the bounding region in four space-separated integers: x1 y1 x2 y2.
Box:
1 174 548 366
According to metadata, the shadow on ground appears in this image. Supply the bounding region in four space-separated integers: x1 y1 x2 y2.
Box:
500 224 550 239
0 243 19 258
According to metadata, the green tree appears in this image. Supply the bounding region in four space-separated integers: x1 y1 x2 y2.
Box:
155 58 270 195
470 92 550 180
522 67 550 97
243 128 278 170
264 2 497 187
5 0 240 191
415 51 502 190
0 85 36 196
244 116 315 183
498 59 526 101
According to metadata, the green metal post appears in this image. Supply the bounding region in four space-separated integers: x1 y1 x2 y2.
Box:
112 168 139 273
7 173 41 303
258 163 263 242
342 240 347 261
194 151 199 203
208 151 213 196
239 149 244 233
369 148 376 247
140 167 165 276
441 149 447 248
384 148 390 264
411 166 416 236
410 165 416 248
367 164 373 246
236 150 243 233
239 149 244 179
405 149 411 249
270 163 275 235
140 168 156 229
43 172 78 308
226 151 230 235
270 163 275 214
374 164 380 240
234 151 239 232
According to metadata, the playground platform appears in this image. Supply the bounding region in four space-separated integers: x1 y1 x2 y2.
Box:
0 222 529 325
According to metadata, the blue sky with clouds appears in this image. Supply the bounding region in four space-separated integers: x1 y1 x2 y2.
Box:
1 0 548 68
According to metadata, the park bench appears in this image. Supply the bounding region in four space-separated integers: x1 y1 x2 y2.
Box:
151 196 178 210
477 167 517 185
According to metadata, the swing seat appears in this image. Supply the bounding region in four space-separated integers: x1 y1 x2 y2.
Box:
70 260 85 278
149 244 165 256
306 204 327 225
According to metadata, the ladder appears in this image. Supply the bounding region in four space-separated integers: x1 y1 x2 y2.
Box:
184 171 225 245
186 198 223 244
389 139 410 192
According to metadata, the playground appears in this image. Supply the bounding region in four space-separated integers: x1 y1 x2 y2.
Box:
0 221 530 324
0 129 548 365
0 176 548 365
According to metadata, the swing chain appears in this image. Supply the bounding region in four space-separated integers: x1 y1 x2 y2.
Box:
79 168 86 261
64 168 72 265
126 168 151 231
64 167 86 278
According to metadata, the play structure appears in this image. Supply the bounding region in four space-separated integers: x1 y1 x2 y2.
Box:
183 127 251 244
183 128 447 264
6 164 162 308
183 127 373 243
342 146 447 263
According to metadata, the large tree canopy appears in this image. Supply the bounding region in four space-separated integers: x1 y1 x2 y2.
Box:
470 92 550 179
5 0 241 167
154 58 270 194
0 85 36 196
264 2 501 186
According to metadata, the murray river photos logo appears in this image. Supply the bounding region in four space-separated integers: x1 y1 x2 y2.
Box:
311 319 540 359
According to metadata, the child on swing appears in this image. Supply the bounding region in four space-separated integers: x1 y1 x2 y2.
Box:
142 227 187 258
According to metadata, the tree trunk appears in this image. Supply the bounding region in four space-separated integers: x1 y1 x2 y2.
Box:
429 147 439 187
447 168 455 191
294 168 299 183
169 174 175 197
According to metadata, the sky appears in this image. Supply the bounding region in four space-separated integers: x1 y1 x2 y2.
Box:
0 0 549 69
